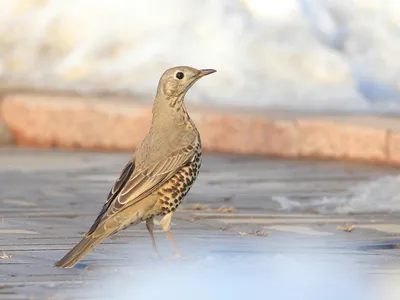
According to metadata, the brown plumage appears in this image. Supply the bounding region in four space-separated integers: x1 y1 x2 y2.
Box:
54 66 216 268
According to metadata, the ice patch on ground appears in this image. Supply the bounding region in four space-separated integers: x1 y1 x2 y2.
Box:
88 254 368 300
274 175 400 214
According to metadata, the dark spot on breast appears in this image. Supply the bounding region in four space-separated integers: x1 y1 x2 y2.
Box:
172 192 178 198
164 196 170 201
158 191 163 196
169 202 173 206
187 145 194 151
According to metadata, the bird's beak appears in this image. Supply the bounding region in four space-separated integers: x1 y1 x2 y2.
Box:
198 69 217 77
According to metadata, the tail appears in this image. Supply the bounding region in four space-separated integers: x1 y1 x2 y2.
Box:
54 234 105 268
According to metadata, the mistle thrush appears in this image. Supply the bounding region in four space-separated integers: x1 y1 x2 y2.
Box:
54 66 216 268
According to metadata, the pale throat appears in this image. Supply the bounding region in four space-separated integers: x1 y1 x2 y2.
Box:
151 92 191 127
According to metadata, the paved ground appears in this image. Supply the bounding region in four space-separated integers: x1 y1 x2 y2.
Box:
1 148 400 299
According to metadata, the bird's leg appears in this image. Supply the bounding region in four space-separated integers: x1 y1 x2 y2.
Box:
165 231 181 258
160 213 182 258
146 217 159 258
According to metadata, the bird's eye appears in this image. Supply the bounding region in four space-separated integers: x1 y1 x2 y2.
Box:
175 72 184 80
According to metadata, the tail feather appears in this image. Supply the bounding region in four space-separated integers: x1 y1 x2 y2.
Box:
54 235 105 268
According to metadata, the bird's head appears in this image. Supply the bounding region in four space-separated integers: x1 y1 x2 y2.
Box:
156 66 216 106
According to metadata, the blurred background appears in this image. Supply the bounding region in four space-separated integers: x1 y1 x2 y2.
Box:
2 2 400 299
1 0 400 113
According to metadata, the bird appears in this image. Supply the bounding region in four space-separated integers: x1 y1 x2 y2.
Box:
54 66 216 268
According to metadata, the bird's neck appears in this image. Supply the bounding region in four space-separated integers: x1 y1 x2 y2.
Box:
151 93 194 130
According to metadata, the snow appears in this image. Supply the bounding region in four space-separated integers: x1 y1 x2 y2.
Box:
274 175 400 214
0 0 400 112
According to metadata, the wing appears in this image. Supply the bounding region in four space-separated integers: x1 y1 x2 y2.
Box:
87 158 135 235
87 143 197 234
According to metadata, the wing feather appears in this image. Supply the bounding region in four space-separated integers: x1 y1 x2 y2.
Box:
107 144 196 212
87 143 197 234
87 159 135 235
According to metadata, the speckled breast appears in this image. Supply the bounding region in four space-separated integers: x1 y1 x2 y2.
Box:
155 147 202 216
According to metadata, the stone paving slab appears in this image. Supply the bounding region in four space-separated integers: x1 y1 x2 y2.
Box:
0 149 400 299
4 94 400 167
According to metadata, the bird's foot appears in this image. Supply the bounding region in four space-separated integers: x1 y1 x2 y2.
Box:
173 252 182 259
149 252 161 261
165 251 185 260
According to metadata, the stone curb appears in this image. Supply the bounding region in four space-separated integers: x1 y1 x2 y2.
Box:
2 94 400 166
0 97 14 146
